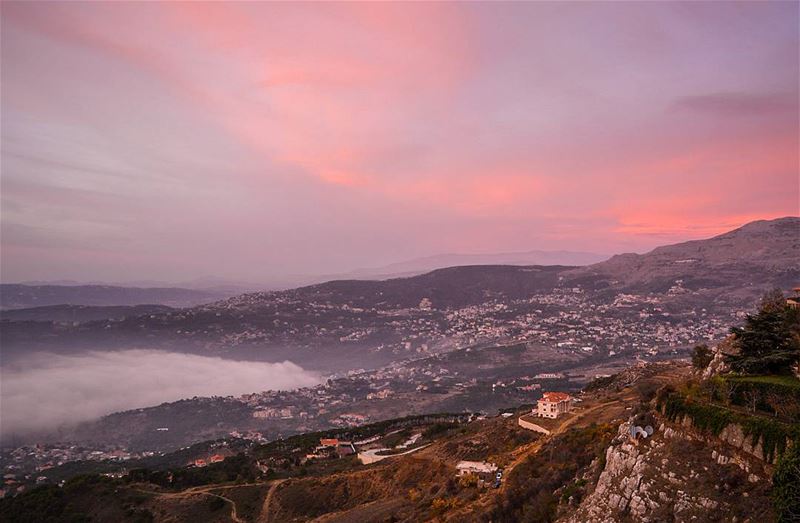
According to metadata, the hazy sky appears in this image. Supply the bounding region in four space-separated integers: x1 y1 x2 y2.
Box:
2 2 798 283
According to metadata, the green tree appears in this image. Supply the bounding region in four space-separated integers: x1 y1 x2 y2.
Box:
726 290 800 375
773 442 800 522
691 343 713 369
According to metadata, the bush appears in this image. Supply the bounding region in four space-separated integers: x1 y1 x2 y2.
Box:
636 381 660 402
430 496 459 516
583 374 616 392
458 473 479 489
692 344 713 369
722 376 800 419
207 496 226 512
773 442 800 522
659 391 799 462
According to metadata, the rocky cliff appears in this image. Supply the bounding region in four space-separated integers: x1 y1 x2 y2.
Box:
562 416 775 522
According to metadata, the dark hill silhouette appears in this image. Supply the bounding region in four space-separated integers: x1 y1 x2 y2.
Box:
1 217 797 369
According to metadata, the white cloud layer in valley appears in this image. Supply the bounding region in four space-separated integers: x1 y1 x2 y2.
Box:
0 350 320 437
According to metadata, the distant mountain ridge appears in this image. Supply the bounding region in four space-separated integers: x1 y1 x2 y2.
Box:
0 284 234 310
324 249 609 281
564 216 799 296
6 249 610 295
1 217 797 369
0 304 174 323
282 216 798 307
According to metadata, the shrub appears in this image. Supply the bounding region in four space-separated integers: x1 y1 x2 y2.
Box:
692 343 713 369
430 497 459 516
458 473 479 489
636 381 660 402
773 442 800 522
659 391 799 462
489 424 615 522
723 375 800 419
207 496 226 512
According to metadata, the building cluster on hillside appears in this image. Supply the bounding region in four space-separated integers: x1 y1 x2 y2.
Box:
128 281 735 368
1 280 743 488
0 444 151 497
191 453 228 468
305 438 357 460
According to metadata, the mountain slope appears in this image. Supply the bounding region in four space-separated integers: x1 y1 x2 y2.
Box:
565 216 799 294
0 284 234 309
261 216 800 307
0 304 174 323
1 218 797 370
329 249 609 280
4 362 789 522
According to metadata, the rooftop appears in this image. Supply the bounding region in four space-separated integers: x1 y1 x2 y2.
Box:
541 391 571 402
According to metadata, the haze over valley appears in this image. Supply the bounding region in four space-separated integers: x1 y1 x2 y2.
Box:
1 351 320 437
1 2 798 521
1 217 796 448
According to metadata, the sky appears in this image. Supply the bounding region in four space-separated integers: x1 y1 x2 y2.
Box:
1 1 798 284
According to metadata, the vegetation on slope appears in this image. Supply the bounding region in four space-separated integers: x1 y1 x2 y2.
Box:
658 388 799 463
726 289 800 375
488 423 615 523
672 291 800 462
773 442 800 523
0 475 153 523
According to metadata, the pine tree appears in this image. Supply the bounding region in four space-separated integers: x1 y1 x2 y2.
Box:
726 289 800 375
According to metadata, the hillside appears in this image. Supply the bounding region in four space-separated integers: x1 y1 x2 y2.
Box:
3 361 795 522
298 216 799 306
326 249 609 281
1 218 797 372
564 216 800 297
0 304 174 323
0 284 233 309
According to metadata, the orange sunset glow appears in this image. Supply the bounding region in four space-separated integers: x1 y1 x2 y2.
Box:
1 1 798 283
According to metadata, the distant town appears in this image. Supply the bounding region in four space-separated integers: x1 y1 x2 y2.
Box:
1 281 740 493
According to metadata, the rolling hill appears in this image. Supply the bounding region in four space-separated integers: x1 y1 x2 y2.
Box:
1 217 797 371
0 284 235 310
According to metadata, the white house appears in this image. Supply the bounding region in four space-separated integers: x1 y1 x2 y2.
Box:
456 460 498 477
536 392 572 419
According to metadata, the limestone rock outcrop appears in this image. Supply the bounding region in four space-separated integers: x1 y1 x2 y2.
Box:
562 417 773 522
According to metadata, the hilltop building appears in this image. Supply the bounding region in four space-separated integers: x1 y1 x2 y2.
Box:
787 287 800 309
537 391 572 419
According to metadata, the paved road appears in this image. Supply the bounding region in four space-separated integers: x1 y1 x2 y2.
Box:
358 443 430 464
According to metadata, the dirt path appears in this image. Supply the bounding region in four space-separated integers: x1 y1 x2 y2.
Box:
208 491 245 523
311 496 406 523
257 479 286 523
135 481 276 523
501 398 621 479
141 487 245 523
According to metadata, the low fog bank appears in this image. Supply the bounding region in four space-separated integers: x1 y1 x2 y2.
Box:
0 350 321 438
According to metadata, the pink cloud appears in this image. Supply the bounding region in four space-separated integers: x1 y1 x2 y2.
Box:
1 2 797 281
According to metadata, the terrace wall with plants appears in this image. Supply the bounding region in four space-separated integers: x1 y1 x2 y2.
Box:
707 375 800 420
657 390 799 463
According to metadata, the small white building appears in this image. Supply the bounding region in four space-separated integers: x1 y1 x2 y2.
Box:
456 460 498 477
536 392 572 419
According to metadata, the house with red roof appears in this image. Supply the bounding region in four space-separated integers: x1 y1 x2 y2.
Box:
536 391 572 419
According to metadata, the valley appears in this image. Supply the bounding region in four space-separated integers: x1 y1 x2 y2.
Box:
3 359 794 522
0 217 798 520
3 218 798 372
